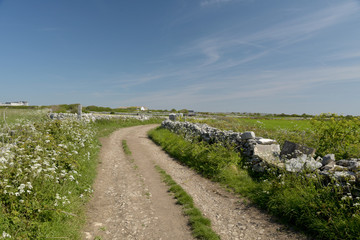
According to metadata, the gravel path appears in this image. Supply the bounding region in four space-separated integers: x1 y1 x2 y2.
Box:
83 124 309 240
83 125 193 240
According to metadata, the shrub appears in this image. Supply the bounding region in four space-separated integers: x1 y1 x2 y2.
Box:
311 114 360 159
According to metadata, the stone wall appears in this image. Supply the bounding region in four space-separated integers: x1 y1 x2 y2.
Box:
162 119 360 185
49 113 151 121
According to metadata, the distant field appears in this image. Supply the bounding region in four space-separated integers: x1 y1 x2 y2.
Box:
0 108 47 124
233 117 312 131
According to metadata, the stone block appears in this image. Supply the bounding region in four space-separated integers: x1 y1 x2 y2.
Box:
280 141 316 159
169 113 176 121
333 171 356 183
241 131 255 140
253 144 281 165
256 138 277 145
322 154 335 166
285 155 322 172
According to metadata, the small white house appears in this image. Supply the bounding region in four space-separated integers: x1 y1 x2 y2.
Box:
0 101 29 106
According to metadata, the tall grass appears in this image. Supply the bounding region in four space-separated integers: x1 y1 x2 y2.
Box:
149 127 360 240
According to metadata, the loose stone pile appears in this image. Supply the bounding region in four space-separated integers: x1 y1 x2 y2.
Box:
162 119 360 185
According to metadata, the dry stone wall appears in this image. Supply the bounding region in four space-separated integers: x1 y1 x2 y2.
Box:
49 113 151 121
162 119 360 185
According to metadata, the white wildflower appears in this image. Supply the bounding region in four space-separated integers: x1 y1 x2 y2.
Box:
2 231 11 238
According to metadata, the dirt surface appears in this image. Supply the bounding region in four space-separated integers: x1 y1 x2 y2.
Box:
83 124 309 240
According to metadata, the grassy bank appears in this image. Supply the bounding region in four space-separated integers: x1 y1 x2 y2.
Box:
148 127 360 240
0 110 162 239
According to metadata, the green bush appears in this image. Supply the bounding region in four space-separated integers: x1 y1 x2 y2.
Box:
311 114 360 159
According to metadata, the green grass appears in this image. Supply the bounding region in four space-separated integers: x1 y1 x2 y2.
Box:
122 140 132 155
155 165 220 240
149 127 360 240
239 118 312 131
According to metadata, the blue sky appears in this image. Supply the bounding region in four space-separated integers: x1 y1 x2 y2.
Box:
1 0 360 115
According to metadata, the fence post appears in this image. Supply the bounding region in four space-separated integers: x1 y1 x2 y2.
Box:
77 104 82 120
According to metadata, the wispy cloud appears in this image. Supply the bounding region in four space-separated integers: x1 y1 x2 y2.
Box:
244 1 359 45
107 64 360 110
93 1 360 114
327 51 360 61
201 0 234 7
182 1 360 69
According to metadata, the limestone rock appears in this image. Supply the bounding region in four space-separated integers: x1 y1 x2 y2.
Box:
252 144 281 165
280 141 316 159
169 114 176 121
285 154 322 172
241 131 255 140
322 154 335 166
256 138 277 145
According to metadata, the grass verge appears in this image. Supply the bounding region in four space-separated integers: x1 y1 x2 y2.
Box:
149 127 360 240
155 165 220 240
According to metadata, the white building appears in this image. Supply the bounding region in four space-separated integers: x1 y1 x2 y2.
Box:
0 101 29 106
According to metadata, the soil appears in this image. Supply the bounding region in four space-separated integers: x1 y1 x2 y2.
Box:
83 124 310 240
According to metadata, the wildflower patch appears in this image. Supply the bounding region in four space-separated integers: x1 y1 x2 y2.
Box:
0 115 98 239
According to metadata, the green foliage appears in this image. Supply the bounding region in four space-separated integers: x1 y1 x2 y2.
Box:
155 165 220 240
310 114 360 159
0 116 98 239
50 104 79 113
150 128 360 240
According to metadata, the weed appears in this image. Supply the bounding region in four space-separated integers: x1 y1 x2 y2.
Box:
122 140 132 155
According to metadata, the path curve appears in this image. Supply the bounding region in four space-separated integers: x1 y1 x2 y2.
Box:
84 124 309 240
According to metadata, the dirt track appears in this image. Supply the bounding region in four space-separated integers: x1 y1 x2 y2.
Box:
83 124 308 240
